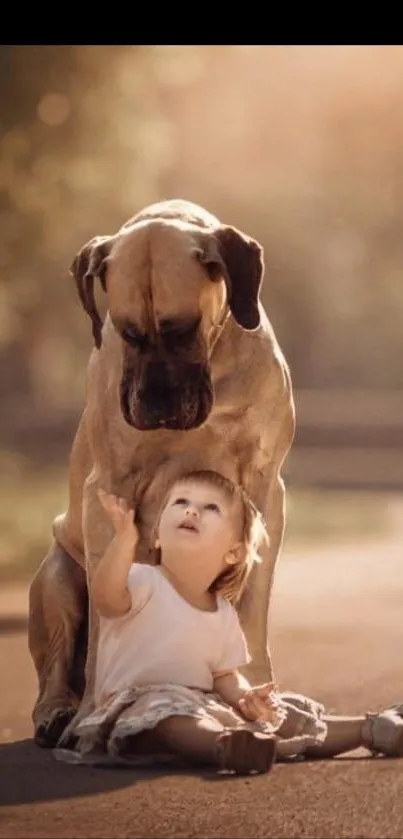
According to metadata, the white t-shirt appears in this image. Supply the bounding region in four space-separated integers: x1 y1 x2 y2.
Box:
94 564 250 703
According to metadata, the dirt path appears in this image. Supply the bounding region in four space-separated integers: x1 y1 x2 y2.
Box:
1 535 403 838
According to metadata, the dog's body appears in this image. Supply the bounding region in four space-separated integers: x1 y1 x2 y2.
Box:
28 200 295 747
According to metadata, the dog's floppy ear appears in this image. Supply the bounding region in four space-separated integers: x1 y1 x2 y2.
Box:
70 235 114 348
198 225 264 330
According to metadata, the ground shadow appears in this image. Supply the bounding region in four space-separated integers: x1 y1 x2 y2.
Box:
0 739 241 807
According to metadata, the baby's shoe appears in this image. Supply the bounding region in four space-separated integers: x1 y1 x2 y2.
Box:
278 691 325 720
361 704 403 757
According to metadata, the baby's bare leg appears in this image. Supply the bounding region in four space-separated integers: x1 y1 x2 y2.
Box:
156 714 276 774
304 715 365 759
156 714 223 764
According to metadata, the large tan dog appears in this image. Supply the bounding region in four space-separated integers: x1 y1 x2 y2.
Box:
28 199 295 748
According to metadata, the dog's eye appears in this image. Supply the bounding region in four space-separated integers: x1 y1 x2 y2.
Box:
177 323 199 342
121 325 148 351
162 317 201 348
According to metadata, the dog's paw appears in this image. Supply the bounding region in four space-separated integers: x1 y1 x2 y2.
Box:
56 728 80 751
34 707 77 749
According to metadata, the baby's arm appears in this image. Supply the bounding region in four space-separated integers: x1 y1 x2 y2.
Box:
212 605 280 723
213 670 254 708
214 672 278 723
92 490 139 619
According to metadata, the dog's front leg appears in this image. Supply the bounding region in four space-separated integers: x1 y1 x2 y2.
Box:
239 472 286 685
57 470 117 744
239 377 294 686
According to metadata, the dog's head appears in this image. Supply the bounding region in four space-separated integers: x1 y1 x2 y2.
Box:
70 203 264 432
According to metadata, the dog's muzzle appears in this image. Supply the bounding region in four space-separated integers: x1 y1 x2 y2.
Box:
120 361 214 431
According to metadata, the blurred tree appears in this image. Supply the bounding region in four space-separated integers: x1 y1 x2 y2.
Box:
0 45 175 410
2 43 403 441
158 45 403 391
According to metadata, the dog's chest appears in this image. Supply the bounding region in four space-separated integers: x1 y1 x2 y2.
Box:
130 407 257 476
128 412 266 563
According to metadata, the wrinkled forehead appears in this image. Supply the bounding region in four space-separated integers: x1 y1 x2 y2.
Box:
167 479 239 512
106 220 211 327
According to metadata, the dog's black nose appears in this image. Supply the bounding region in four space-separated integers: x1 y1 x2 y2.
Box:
137 362 179 415
137 383 177 414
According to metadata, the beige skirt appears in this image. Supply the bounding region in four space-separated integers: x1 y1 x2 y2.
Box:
54 684 327 767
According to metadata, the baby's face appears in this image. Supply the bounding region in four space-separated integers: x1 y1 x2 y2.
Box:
157 480 243 589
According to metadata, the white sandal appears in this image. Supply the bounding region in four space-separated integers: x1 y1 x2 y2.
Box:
362 704 403 757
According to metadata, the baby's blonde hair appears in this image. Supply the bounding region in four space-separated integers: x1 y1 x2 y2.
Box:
154 469 268 605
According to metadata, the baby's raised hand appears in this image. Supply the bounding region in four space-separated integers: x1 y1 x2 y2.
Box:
239 682 280 723
97 489 138 543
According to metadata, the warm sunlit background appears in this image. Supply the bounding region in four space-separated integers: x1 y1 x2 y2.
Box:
1 44 403 584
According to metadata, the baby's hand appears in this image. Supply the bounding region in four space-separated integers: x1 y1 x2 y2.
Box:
97 489 139 543
239 682 280 723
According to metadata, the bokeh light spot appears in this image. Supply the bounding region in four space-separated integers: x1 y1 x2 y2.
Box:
37 93 70 126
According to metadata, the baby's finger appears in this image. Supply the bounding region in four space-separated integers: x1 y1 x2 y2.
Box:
254 682 276 698
253 695 272 715
248 692 278 721
243 693 263 719
123 511 136 528
97 488 108 504
97 490 116 512
119 497 137 518
239 697 256 720
116 497 129 513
